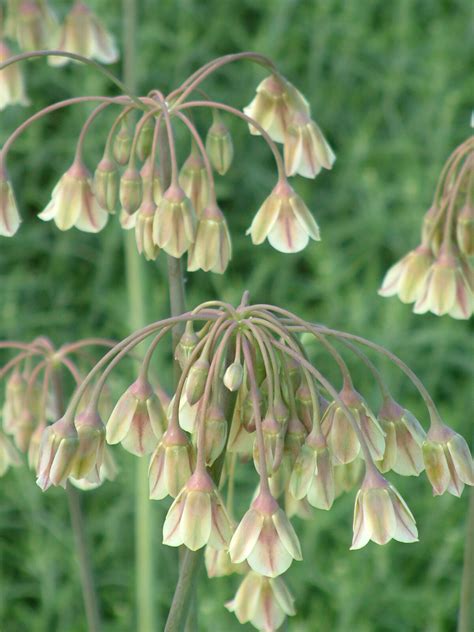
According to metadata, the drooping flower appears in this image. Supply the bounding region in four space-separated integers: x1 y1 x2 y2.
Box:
36 416 79 490
0 175 22 237
226 571 296 632
148 425 195 500
187 204 232 274
70 445 118 490
179 147 209 214
69 408 106 480
0 39 29 111
205 117 234 175
422 423 474 497
289 434 335 510
38 161 109 232
247 180 320 253
378 245 433 305
0 430 22 476
284 112 335 179
153 185 197 258
351 471 418 549
12 0 58 51
49 1 118 66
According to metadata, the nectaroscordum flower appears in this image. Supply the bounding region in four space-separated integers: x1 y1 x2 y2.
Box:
205 116 234 175
179 147 209 214
226 571 296 632
0 39 29 111
351 471 418 549
247 180 320 253
106 377 166 456
12 0 58 51
38 161 109 232
289 434 335 510
0 176 22 237
49 1 118 66
284 112 335 179
162 468 233 551
378 245 433 305
153 185 197 258
135 198 160 261
36 416 79 490
422 423 474 497
229 491 302 577
187 204 232 274
148 425 195 500
0 430 22 476
69 408 105 480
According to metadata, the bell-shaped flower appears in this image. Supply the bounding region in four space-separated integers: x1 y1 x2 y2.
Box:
414 252 472 319
135 198 160 261
322 388 385 464
284 112 335 178
247 180 320 253
253 413 286 476
153 185 197 258
11 1 58 51
0 39 29 111
377 398 426 476
106 377 166 456
202 401 228 466
36 416 79 490
289 434 335 510
226 570 296 632
162 468 233 550
379 245 433 305
205 118 234 175
70 445 118 490
422 423 474 497
0 176 22 237
187 204 232 274
69 408 105 480
49 1 118 66
39 161 108 232
179 148 209 214
229 491 302 577
148 425 195 500
351 471 418 549
0 430 22 476
244 73 309 143
205 544 247 578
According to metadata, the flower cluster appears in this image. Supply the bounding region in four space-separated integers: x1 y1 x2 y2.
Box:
0 1 118 111
379 135 473 319
6 297 470 630
1 52 335 270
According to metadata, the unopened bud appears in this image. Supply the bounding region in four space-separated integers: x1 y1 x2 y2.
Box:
205 118 234 175
136 117 155 161
179 149 209 214
204 402 228 466
456 204 474 256
113 120 133 165
0 176 21 237
135 198 159 261
153 185 197 258
120 167 143 214
185 357 210 405
175 321 199 370
224 362 244 392
94 156 119 212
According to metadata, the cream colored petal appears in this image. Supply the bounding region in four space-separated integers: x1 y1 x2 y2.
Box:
247 194 281 244
106 391 137 445
268 202 309 253
162 492 186 546
272 508 302 560
390 487 418 543
121 408 157 456
209 497 234 550
447 434 474 485
423 442 450 495
251 581 286 632
247 519 293 577
289 446 317 500
350 491 371 550
148 444 167 500
291 195 321 241
363 488 396 545
226 572 263 622
229 508 264 564
307 449 335 510
378 260 404 298
180 490 212 550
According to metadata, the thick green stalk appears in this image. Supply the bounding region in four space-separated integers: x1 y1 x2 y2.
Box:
458 487 474 632
122 1 156 631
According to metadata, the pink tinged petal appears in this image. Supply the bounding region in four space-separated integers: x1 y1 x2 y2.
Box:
48 439 77 486
226 572 263 623
290 195 320 241
447 435 474 485
393 424 424 476
229 508 264 564
268 201 309 253
284 128 303 177
326 408 360 465
75 195 109 233
423 442 450 495
0 182 21 236
209 497 234 550
390 487 418 543
378 421 397 473
378 260 405 297
165 445 193 498
106 391 137 445
272 508 302 560
252 581 286 632
247 194 281 245
247 518 293 577
449 274 473 319
162 492 186 546
270 576 296 616
363 488 396 545
350 491 371 550
147 397 166 440
402 410 427 445
359 411 385 461
308 121 335 170
307 450 335 510
180 490 212 551
445 449 464 497
90 19 119 64
121 407 157 456
148 445 167 500
289 446 317 499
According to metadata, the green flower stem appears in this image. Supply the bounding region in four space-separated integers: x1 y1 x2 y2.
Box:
122 0 156 630
50 370 101 632
458 487 474 632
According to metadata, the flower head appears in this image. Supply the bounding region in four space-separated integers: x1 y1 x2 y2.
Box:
351 471 418 549
39 161 108 232
247 180 320 253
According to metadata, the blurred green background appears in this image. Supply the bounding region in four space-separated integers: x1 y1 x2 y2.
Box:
1 0 473 630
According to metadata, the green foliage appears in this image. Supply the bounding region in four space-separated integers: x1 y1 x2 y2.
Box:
0 0 472 630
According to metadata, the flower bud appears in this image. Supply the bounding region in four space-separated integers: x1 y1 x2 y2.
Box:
0 39 29 111
36 416 80 490
187 204 232 274
205 118 234 175
379 245 433 304
224 361 244 392
149 425 195 500
135 198 159 261
284 113 335 178
153 185 197 258
179 148 209 215
229 491 302 577
163 469 233 550
106 377 165 456
244 73 310 143
10 408 35 453
136 117 155 162
48 1 118 66
2 370 28 432
423 423 474 497
203 401 228 466
456 203 474 257
226 571 296 630
421 205 443 255
0 175 21 237
247 179 320 253
284 415 306 467
140 157 162 204
185 357 210 405
120 167 143 214
227 388 255 454
94 156 118 212
0 430 22 476
70 408 105 480
113 120 133 165
39 161 108 232
253 413 285 475
414 252 472 319
174 321 199 370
